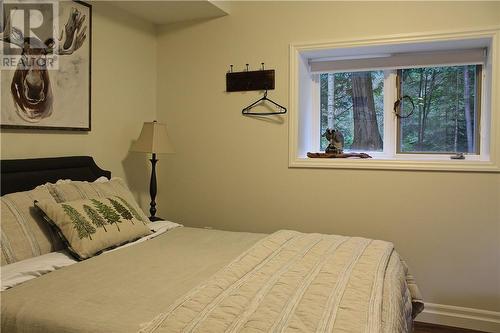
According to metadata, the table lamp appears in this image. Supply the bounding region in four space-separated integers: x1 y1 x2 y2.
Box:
130 120 174 221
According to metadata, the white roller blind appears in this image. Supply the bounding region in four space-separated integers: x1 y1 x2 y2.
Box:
309 48 486 73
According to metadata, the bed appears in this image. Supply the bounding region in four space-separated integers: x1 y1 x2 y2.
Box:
0 156 423 333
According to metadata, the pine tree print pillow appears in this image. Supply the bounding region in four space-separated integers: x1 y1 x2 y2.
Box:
35 196 152 260
45 178 150 223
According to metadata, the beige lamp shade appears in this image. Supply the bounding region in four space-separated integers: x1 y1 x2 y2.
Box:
130 121 174 154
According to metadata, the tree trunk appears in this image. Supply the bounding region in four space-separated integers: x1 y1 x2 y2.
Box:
327 74 335 129
418 70 429 149
420 69 437 148
351 72 382 150
463 66 473 153
416 69 425 150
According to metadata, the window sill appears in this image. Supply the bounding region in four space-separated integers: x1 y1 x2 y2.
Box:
289 157 500 172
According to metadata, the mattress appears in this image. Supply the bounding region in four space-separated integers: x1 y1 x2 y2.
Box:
1 227 422 333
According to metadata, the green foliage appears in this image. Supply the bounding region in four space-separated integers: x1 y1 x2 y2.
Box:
319 65 478 154
116 196 146 224
62 204 96 240
108 198 134 224
90 199 122 231
399 65 477 153
83 204 108 232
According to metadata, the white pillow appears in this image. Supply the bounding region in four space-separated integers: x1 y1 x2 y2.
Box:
94 176 109 183
1 221 182 291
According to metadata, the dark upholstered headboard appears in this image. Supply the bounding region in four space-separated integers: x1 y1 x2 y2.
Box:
1 156 111 195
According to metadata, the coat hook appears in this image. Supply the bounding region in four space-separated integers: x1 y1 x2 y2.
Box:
261 62 265 70
246 64 249 71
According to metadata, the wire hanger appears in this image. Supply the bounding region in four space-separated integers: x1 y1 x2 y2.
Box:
242 90 287 116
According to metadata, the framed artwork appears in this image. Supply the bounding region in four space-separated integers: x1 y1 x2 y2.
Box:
1 0 91 131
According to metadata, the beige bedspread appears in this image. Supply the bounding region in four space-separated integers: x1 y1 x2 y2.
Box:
139 230 422 333
1 227 265 333
1 228 422 333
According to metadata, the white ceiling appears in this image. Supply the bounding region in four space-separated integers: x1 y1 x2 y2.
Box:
103 1 229 25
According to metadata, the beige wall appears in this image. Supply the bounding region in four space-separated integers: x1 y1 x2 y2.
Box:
0 3 157 211
156 1 500 312
1 0 498 316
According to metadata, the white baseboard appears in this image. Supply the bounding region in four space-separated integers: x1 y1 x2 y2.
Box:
416 302 500 333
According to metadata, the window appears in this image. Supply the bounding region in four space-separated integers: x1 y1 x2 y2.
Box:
398 65 481 154
319 71 384 152
317 65 482 155
290 30 499 172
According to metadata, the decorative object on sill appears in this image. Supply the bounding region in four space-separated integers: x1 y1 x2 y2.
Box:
1 1 92 131
450 152 466 160
307 152 372 159
226 62 275 92
323 128 344 154
130 121 174 222
393 95 415 119
242 90 287 115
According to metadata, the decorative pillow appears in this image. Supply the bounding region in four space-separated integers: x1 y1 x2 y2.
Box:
1 187 63 266
35 196 152 260
46 178 149 223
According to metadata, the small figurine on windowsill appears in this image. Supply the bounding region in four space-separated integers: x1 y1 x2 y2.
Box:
307 128 372 159
324 128 344 154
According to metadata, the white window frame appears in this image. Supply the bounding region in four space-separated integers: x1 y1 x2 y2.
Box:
289 28 500 172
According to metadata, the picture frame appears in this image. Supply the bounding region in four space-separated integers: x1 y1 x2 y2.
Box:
1 0 92 131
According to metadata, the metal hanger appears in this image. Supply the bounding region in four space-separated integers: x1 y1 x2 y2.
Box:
242 90 287 116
